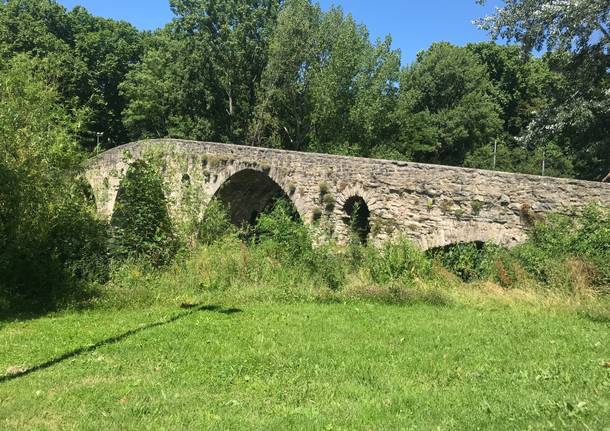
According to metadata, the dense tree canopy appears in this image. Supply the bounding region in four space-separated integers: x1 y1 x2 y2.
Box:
0 0 143 148
477 0 610 179
1 0 607 180
0 55 106 308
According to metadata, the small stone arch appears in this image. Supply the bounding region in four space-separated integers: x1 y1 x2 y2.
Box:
210 168 301 227
342 195 371 244
335 185 379 244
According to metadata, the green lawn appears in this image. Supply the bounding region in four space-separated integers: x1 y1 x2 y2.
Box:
0 301 608 430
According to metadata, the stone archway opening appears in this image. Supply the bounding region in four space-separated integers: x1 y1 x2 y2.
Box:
343 196 371 244
213 169 299 228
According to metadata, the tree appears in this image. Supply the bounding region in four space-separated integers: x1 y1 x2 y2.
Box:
307 7 400 156
248 0 322 150
120 30 184 140
0 55 106 311
467 42 552 137
68 6 143 148
476 0 610 180
169 0 282 142
395 43 503 165
250 1 400 156
123 0 282 143
462 42 575 176
475 0 609 53
0 0 143 148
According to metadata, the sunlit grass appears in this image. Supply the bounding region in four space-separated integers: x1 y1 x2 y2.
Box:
1 298 608 430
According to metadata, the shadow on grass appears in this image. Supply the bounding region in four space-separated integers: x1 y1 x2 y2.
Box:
0 304 242 384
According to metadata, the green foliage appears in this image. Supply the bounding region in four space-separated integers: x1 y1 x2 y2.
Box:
367 238 432 286
122 0 282 143
254 200 312 259
429 205 610 291
395 42 503 165
197 198 235 245
1 0 605 180
476 0 609 53
46 181 109 284
0 0 143 147
250 0 400 156
247 0 320 150
346 199 371 245
513 205 610 289
110 161 178 267
0 55 107 311
476 0 610 180
428 242 503 282
254 200 345 290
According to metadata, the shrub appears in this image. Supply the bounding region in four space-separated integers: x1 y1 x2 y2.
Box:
255 200 313 259
322 193 336 211
428 242 504 282
514 204 610 290
47 187 109 284
109 160 178 267
198 198 235 245
254 200 345 290
367 238 432 286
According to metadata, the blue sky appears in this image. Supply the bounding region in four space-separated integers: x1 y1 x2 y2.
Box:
57 0 505 64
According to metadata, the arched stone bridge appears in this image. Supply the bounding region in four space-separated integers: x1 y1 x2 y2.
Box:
85 139 610 249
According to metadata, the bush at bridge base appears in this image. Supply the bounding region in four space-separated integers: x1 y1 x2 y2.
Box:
109 160 179 267
92 198 609 311
512 204 610 293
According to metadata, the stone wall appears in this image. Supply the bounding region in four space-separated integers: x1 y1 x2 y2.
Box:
85 139 610 249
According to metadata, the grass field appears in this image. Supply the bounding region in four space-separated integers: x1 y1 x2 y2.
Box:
1 296 609 430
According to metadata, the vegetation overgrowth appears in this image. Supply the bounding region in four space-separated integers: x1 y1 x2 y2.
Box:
5 183 607 318
2 198 609 427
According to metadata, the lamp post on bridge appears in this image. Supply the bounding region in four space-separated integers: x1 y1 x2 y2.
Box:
542 147 546 177
96 132 104 147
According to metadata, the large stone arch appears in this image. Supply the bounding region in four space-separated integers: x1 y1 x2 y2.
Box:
209 167 302 227
417 220 527 251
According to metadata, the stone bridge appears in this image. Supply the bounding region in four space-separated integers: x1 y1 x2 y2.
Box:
85 139 610 249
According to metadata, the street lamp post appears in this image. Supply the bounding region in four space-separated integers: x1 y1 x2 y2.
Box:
96 132 104 147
